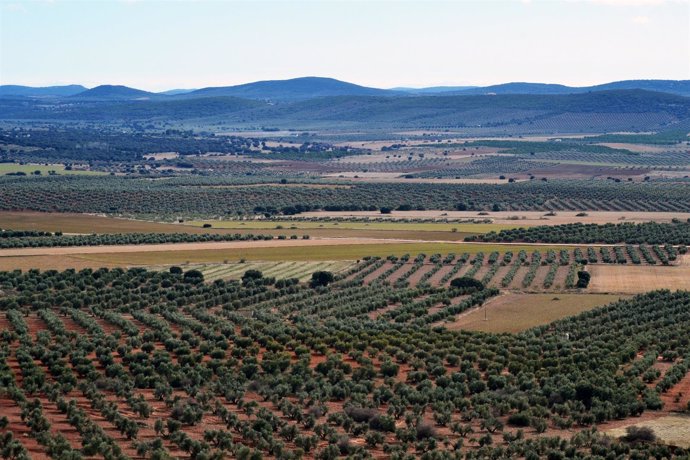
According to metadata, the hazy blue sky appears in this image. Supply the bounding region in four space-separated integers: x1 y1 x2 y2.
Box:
1 0 689 91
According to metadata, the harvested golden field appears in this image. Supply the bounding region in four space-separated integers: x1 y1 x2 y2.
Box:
588 262 690 294
439 293 628 333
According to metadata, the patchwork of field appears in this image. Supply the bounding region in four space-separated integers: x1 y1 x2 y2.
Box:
440 293 629 333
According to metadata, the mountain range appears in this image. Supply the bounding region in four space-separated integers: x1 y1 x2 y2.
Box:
1 77 689 133
1 77 689 101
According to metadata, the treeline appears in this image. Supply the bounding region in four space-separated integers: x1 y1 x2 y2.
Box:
468 221 690 245
1 228 54 238
0 231 307 249
0 127 356 163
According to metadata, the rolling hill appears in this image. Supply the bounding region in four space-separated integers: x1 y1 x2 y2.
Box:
182 76 398 100
0 84 87 98
1 88 687 133
447 80 690 97
71 85 158 100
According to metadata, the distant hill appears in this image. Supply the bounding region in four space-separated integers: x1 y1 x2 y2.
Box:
587 80 690 96
0 84 87 98
255 90 690 129
183 77 398 101
72 85 158 100
451 83 573 96
445 80 690 97
3 88 687 133
158 88 196 96
392 86 477 94
5 78 690 102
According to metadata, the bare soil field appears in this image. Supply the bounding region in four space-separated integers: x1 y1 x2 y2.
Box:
439 293 628 333
588 263 690 294
0 254 124 272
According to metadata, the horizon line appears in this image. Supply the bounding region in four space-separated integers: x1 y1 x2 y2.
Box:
1 76 689 94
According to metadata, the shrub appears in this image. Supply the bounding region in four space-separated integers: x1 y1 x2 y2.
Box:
170 399 204 425
242 269 263 285
183 269 204 283
622 426 656 443
450 277 485 291
576 271 591 288
369 414 395 432
507 412 531 427
310 271 334 288
416 422 437 440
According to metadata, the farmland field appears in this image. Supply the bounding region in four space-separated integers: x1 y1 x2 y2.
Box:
605 414 690 449
2 70 690 459
0 163 105 176
186 219 519 234
179 260 355 282
441 293 629 333
588 262 690 293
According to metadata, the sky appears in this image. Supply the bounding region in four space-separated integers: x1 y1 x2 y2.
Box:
1 0 689 91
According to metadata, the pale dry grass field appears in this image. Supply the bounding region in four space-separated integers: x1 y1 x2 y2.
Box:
598 142 687 153
146 152 179 160
437 293 627 333
605 414 690 448
589 261 690 294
